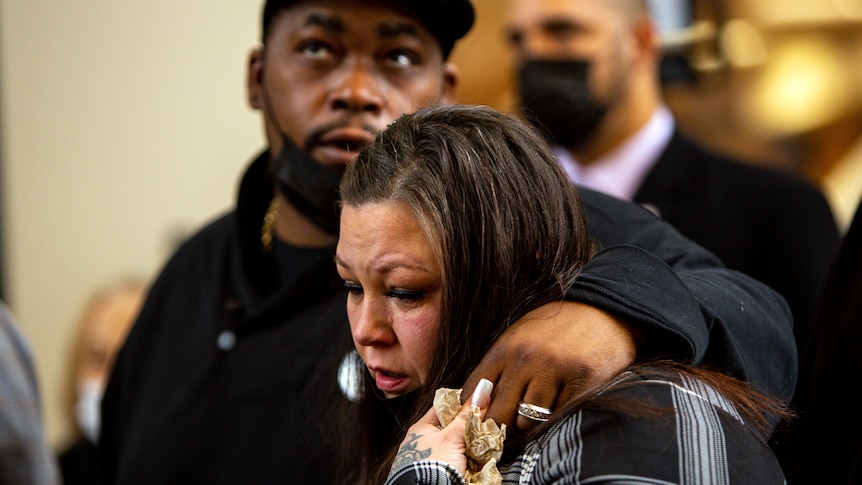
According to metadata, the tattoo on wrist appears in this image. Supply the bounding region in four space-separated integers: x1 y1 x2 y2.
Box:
392 433 432 469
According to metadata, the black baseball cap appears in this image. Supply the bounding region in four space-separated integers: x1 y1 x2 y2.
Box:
261 0 475 59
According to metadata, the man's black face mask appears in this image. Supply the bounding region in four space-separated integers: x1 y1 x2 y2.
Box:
269 133 344 235
518 59 609 149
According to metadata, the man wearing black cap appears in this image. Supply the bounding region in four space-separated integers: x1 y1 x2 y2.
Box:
98 1 795 484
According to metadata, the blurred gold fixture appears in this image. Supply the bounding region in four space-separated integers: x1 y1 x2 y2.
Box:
740 36 853 138
721 19 768 68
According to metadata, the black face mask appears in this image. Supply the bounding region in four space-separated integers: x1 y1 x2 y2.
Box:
518 59 609 149
269 133 345 235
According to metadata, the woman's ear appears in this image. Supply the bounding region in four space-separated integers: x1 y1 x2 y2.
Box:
247 47 265 110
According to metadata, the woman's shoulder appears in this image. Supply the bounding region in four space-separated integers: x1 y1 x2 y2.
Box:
502 367 785 484
597 367 743 419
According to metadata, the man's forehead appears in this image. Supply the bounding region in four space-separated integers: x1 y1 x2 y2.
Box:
505 0 613 32
296 7 429 41
263 0 474 57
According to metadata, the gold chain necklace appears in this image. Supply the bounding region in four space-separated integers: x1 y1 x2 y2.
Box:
260 197 280 253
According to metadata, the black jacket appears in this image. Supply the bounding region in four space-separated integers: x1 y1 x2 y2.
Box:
58 437 101 485
788 201 862 484
100 151 794 485
634 130 840 382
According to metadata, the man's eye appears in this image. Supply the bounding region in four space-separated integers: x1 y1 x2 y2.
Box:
385 288 425 301
507 31 524 50
545 22 581 43
299 41 333 60
384 50 419 68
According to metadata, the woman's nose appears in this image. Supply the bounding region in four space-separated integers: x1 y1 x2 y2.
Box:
350 297 396 347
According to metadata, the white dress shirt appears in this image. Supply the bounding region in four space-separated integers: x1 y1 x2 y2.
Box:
554 105 675 201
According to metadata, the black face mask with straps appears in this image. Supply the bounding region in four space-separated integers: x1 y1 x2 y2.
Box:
518 59 609 149
268 132 344 235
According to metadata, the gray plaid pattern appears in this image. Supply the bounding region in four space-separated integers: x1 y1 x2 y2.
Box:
0 302 60 485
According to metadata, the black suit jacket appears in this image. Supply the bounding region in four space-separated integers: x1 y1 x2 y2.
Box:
59 437 102 485
791 200 862 484
633 130 840 392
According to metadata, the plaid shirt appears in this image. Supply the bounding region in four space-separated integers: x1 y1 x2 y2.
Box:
388 369 786 485
0 302 60 485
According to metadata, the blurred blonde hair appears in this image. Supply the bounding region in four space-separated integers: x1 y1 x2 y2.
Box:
62 275 148 442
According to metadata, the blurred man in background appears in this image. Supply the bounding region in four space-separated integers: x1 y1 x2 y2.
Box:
503 0 839 437
57 276 146 485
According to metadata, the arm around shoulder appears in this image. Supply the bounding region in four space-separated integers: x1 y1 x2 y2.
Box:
574 189 795 400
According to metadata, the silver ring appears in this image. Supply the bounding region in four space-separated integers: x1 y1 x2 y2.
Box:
517 402 552 422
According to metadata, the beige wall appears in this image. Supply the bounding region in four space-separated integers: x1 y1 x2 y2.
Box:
1 0 264 446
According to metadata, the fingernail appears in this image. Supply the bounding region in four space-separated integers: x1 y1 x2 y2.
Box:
471 378 493 409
